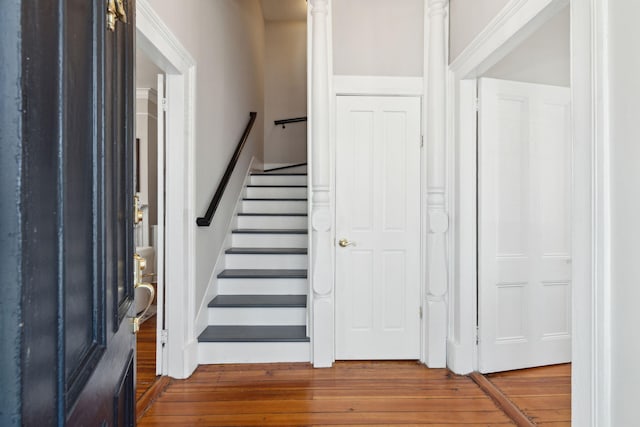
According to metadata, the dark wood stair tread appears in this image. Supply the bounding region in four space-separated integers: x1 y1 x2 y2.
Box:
232 228 307 234
198 325 309 343
225 247 308 255
217 269 307 279
209 295 306 308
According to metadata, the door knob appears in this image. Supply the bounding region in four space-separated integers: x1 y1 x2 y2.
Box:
134 194 143 224
132 253 155 334
338 238 356 248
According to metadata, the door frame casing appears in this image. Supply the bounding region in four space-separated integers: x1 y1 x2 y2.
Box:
447 0 604 425
136 0 198 379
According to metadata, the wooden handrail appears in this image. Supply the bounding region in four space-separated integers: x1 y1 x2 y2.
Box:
274 116 307 128
196 112 257 227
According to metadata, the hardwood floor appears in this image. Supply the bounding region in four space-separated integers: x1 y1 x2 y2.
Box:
486 364 571 426
136 314 159 401
138 361 516 426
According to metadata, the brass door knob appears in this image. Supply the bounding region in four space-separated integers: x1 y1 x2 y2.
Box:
338 238 355 248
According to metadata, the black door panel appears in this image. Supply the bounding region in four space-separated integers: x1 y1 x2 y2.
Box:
15 0 137 425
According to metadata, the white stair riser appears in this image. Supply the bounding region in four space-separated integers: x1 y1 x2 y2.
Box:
250 175 307 186
225 254 308 269
237 215 307 229
232 233 307 248
198 342 310 364
218 278 308 295
242 200 307 214
246 187 307 199
208 307 306 325
264 165 308 174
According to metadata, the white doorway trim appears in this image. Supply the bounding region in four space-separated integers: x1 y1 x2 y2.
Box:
136 0 198 379
446 0 604 425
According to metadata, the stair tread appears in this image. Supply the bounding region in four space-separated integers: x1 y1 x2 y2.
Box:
198 325 309 342
226 247 308 255
209 294 307 308
218 269 308 279
232 228 307 234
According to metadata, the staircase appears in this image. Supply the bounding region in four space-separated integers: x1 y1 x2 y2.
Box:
197 167 310 363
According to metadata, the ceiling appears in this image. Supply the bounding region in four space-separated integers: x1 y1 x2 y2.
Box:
261 0 307 22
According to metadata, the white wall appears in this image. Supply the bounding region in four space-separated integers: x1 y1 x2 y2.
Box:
609 1 640 423
484 7 569 86
332 0 424 76
264 21 307 167
449 0 510 62
148 0 265 308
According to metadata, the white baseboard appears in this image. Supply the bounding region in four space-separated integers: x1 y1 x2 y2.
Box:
183 339 199 377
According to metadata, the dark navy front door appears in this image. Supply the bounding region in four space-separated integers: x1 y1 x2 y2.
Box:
1 1 137 425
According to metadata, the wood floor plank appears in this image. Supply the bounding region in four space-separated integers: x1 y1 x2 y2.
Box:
144 397 501 416
139 410 514 426
312 424 515 427
136 315 159 401
139 361 514 426
485 364 572 425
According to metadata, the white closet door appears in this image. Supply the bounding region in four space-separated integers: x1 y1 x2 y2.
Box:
335 96 422 360
478 78 572 373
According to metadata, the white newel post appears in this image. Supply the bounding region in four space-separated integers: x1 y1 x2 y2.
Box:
425 0 448 367
309 0 333 368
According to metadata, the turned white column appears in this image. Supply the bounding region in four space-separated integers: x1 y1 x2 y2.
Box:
309 0 333 368
425 0 449 367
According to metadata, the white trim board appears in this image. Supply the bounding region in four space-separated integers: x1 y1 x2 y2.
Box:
449 0 569 79
333 76 424 96
136 0 198 380
136 87 158 104
446 0 601 425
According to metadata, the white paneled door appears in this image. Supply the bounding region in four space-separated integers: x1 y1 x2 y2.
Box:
335 96 421 360
478 78 572 373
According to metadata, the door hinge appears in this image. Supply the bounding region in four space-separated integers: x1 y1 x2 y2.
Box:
419 306 423 319
420 135 424 148
160 329 168 345
474 97 480 112
475 326 479 345
161 97 168 112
